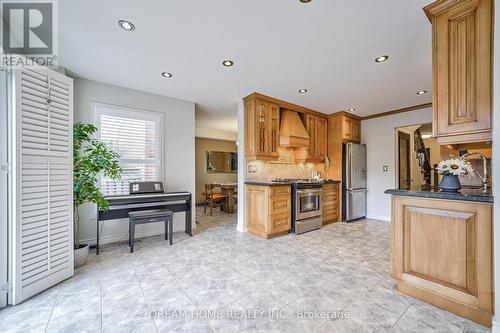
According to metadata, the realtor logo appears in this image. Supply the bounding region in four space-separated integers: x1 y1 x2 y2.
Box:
1 0 58 68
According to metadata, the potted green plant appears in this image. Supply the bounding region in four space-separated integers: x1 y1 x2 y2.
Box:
73 122 121 267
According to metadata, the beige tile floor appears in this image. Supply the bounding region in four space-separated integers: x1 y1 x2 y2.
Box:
0 207 491 333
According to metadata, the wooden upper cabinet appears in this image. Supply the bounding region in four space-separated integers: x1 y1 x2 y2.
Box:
244 96 280 160
424 0 492 144
316 117 327 161
305 114 317 161
352 120 361 142
268 102 280 158
332 113 361 143
342 116 353 140
305 114 327 163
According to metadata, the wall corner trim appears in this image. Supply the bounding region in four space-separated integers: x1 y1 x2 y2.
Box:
491 317 500 333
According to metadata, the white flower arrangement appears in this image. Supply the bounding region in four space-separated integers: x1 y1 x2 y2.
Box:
436 158 475 177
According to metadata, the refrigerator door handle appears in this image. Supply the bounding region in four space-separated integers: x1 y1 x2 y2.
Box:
346 144 352 189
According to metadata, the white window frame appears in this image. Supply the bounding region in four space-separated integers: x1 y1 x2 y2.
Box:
92 102 165 192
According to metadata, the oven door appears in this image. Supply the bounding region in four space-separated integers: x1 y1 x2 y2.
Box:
296 189 322 220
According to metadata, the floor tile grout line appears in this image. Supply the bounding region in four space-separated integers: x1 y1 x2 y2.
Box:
163 255 216 332
43 282 62 333
99 251 103 333
386 302 412 332
132 262 159 333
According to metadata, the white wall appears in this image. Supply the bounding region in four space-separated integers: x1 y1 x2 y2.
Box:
361 108 432 221
73 78 195 245
195 127 237 141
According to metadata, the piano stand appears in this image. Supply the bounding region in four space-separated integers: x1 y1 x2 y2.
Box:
96 192 192 255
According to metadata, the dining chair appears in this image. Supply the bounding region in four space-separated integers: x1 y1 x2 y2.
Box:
203 184 227 216
232 192 238 212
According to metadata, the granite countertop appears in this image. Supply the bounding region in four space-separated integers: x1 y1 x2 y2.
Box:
245 179 340 186
384 185 493 203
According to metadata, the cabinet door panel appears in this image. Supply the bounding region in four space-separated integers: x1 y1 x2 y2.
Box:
267 103 280 157
316 117 327 160
271 186 291 196
392 196 493 317
352 120 361 142
431 0 492 141
306 115 317 161
244 99 256 158
271 195 291 215
270 213 291 234
343 117 352 140
246 186 269 234
256 100 268 156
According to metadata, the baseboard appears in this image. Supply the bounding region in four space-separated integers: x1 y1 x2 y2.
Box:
492 317 500 333
80 225 196 246
366 213 390 222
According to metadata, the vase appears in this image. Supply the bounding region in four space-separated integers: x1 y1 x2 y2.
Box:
439 175 462 192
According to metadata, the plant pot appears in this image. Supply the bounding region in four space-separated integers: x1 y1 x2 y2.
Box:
439 175 462 192
74 244 89 268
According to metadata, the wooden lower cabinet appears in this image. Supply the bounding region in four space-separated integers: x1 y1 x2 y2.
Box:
322 182 340 224
246 185 291 239
391 196 493 326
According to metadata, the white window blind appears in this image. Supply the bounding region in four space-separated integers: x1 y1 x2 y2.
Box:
95 105 163 196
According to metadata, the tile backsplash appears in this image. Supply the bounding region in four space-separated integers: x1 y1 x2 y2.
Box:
246 160 318 179
458 158 492 187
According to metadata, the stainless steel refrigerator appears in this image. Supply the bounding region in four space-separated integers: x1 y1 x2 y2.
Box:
342 143 367 222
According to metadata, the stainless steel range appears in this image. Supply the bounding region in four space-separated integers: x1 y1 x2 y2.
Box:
271 178 323 234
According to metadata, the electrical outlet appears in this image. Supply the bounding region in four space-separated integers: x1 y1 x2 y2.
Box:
247 165 257 174
383 165 388 172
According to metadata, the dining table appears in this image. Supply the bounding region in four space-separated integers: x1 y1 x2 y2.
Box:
213 182 238 213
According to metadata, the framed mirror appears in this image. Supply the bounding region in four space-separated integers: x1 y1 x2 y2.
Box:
206 151 237 173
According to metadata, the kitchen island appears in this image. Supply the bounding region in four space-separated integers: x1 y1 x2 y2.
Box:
385 186 493 326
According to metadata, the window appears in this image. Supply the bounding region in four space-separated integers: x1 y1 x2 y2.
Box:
94 104 163 196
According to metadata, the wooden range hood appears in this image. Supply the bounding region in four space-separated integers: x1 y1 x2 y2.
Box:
279 110 310 148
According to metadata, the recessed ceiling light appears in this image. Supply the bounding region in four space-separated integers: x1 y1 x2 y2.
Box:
348 108 356 112
161 72 173 78
416 90 428 95
375 55 389 63
222 60 234 67
299 0 312 3
299 89 308 93
118 20 135 31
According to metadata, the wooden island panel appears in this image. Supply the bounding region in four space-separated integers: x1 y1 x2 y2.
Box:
392 196 493 326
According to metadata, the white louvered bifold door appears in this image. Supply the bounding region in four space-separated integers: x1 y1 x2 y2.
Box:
12 68 73 304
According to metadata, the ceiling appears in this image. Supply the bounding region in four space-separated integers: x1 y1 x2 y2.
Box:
59 0 433 132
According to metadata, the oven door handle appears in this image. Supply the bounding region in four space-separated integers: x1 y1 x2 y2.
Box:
297 189 323 195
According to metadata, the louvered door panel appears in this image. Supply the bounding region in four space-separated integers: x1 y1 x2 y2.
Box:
48 157 71 272
13 68 73 304
21 158 49 289
21 70 49 155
